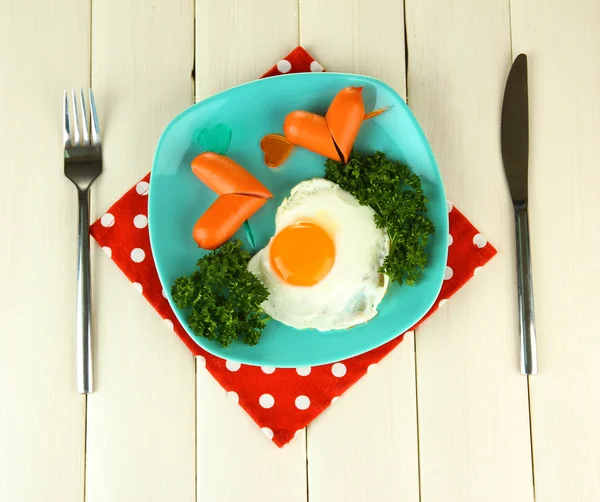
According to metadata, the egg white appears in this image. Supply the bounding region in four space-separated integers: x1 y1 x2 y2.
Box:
247 178 389 331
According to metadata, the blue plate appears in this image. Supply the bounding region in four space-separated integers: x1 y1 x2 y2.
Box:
149 72 448 367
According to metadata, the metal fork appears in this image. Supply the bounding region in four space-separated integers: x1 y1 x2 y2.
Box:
63 89 102 394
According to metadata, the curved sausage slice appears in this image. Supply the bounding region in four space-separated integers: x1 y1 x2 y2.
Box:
192 194 268 250
283 111 341 161
191 152 272 198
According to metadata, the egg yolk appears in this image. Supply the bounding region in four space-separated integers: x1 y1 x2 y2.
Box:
270 221 335 286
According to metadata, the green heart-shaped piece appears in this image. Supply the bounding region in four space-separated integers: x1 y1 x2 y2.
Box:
197 124 232 155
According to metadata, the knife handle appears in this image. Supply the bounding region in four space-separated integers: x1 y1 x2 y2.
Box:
514 202 538 375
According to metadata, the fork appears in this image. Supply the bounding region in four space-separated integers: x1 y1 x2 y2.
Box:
63 89 102 394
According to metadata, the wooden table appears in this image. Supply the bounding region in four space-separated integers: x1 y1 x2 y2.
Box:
2 0 599 500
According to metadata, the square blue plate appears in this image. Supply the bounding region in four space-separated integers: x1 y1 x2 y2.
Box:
149 72 448 367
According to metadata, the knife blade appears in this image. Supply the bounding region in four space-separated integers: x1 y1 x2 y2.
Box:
501 53 538 375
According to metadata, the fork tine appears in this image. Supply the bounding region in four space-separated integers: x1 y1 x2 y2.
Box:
71 89 81 147
79 89 90 146
63 90 71 148
89 89 101 145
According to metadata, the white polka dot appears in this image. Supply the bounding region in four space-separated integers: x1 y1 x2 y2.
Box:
331 396 340 404
448 234 453 246
473 233 488 248
331 362 347 377
197 355 206 367
444 266 454 280
100 213 115 227
310 60 324 72
130 248 145 263
276 59 292 73
406 330 415 336
259 394 275 409
136 181 149 195
132 282 143 293
439 299 447 307
133 214 148 229
367 364 377 373
295 395 310 410
261 366 276 374
296 367 311 376
227 391 239 403
447 200 453 212
225 360 241 372
162 289 167 298
474 266 482 275
164 319 174 330
261 427 274 440
102 246 112 258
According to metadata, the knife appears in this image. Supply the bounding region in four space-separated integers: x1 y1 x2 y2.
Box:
501 53 538 375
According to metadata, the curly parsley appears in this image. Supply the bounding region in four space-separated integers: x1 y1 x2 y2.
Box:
171 240 270 348
325 151 435 286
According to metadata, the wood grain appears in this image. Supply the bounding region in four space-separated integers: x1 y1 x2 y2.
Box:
85 1 196 501
195 2 307 501
300 2 419 501
196 0 299 100
0 1 89 501
196 367 307 502
510 0 600 500
300 0 406 97
405 0 535 500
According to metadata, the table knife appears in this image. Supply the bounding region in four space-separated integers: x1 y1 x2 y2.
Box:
501 53 538 375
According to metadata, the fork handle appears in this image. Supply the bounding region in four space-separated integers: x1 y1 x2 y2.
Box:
514 202 538 375
77 188 93 393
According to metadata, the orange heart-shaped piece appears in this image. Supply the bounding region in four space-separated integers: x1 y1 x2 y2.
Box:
326 87 365 163
190 152 272 250
283 111 341 161
260 134 294 168
193 194 267 250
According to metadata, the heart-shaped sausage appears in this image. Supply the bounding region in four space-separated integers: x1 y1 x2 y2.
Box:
326 87 364 162
283 111 341 161
260 134 294 168
263 88 388 167
191 152 272 249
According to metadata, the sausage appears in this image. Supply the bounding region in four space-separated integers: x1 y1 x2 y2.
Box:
192 194 268 250
283 111 342 161
325 87 365 162
191 152 272 198
190 152 272 250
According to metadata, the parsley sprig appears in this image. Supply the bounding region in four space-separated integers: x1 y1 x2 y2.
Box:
325 151 435 286
171 240 270 347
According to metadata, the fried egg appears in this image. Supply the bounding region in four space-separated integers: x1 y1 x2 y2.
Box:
247 178 389 331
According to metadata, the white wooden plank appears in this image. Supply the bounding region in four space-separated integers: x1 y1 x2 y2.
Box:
509 1 600 501
405 0 535 500
300 3 419 501
85 1 196 501
306 338 420 502
0 1 89 501
195 2 307 502
196 368 308 502
300 0 407 97
195 0 299 100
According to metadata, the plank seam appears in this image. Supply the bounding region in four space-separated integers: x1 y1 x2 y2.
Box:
527 377 537 502
404 1 421 501
297 0 302 47
305 430 310 502
83 395 88 502
413 335 423 502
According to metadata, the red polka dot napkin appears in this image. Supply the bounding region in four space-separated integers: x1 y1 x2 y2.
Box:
91 46 497 448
